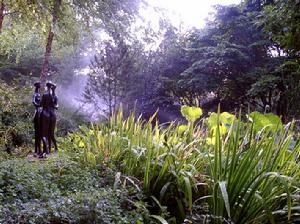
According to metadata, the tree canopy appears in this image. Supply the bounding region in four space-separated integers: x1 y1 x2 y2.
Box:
1 0 300 120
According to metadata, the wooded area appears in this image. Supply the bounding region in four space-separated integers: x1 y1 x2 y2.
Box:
0 0 299 119
1 0 300 223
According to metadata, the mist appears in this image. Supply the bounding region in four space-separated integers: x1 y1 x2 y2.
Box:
54 30 111 121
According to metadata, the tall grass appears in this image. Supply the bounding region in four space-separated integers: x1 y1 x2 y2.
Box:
61 107 300 223
202 110 300 223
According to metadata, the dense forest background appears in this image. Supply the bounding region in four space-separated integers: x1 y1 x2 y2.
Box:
1 0 300 122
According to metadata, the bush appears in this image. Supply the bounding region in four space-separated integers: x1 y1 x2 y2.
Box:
0 80 33 154
0 154 155 224
56 106 89 137
59 106 300 223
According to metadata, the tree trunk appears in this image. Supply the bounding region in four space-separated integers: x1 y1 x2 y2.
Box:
40 0 61 85
0 1 5 34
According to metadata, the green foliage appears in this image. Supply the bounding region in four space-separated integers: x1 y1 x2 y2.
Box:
260 0 300 53
84 39 143 116
0 80 32 153
249 111 283 132
2 0 300 223
60 108 205 222
247 75 279 98
56 104 89 136
200 112 300 223
0 0 143 87
0 154 154 223
60 105 300 223
206 111 236 145
181 106 203 123
122 1 300 120
159 4 273 111
207 112 236 134
0 80 88 155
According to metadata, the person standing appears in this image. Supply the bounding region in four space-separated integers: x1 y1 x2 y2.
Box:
40 81 53 157
32 82 42 157
49 83 58 153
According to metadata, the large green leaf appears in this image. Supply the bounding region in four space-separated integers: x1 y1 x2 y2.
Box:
220 112 236 128
250 112 282 132
177 124 189 134
207 112 236 137
181 106 203 122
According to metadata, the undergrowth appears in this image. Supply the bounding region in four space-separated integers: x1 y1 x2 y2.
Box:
60 106 300 223
0 154 156 223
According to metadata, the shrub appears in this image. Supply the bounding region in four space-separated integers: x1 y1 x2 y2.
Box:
60 106 300 223
0 154 155 224
0 80 33 154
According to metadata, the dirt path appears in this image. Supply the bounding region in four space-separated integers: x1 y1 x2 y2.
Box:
26 152 58 162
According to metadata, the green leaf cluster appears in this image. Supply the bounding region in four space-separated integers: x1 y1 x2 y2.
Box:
249 111 283 132
59 107 300 223
0 155 154 223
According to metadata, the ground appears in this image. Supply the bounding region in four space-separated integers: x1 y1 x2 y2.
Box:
0 152 153 224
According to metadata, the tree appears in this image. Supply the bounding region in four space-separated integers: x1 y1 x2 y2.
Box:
39 0 62 85
38 0 142 85
0 0 4 33
84 38 141 116
156 5 272 112
259 0 300 55
0 0 143 85
246 0 300 120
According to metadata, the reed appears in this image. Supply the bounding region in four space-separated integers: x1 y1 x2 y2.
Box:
61 106 300 223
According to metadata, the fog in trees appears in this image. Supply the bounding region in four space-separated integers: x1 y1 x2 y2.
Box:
1 0 300 122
